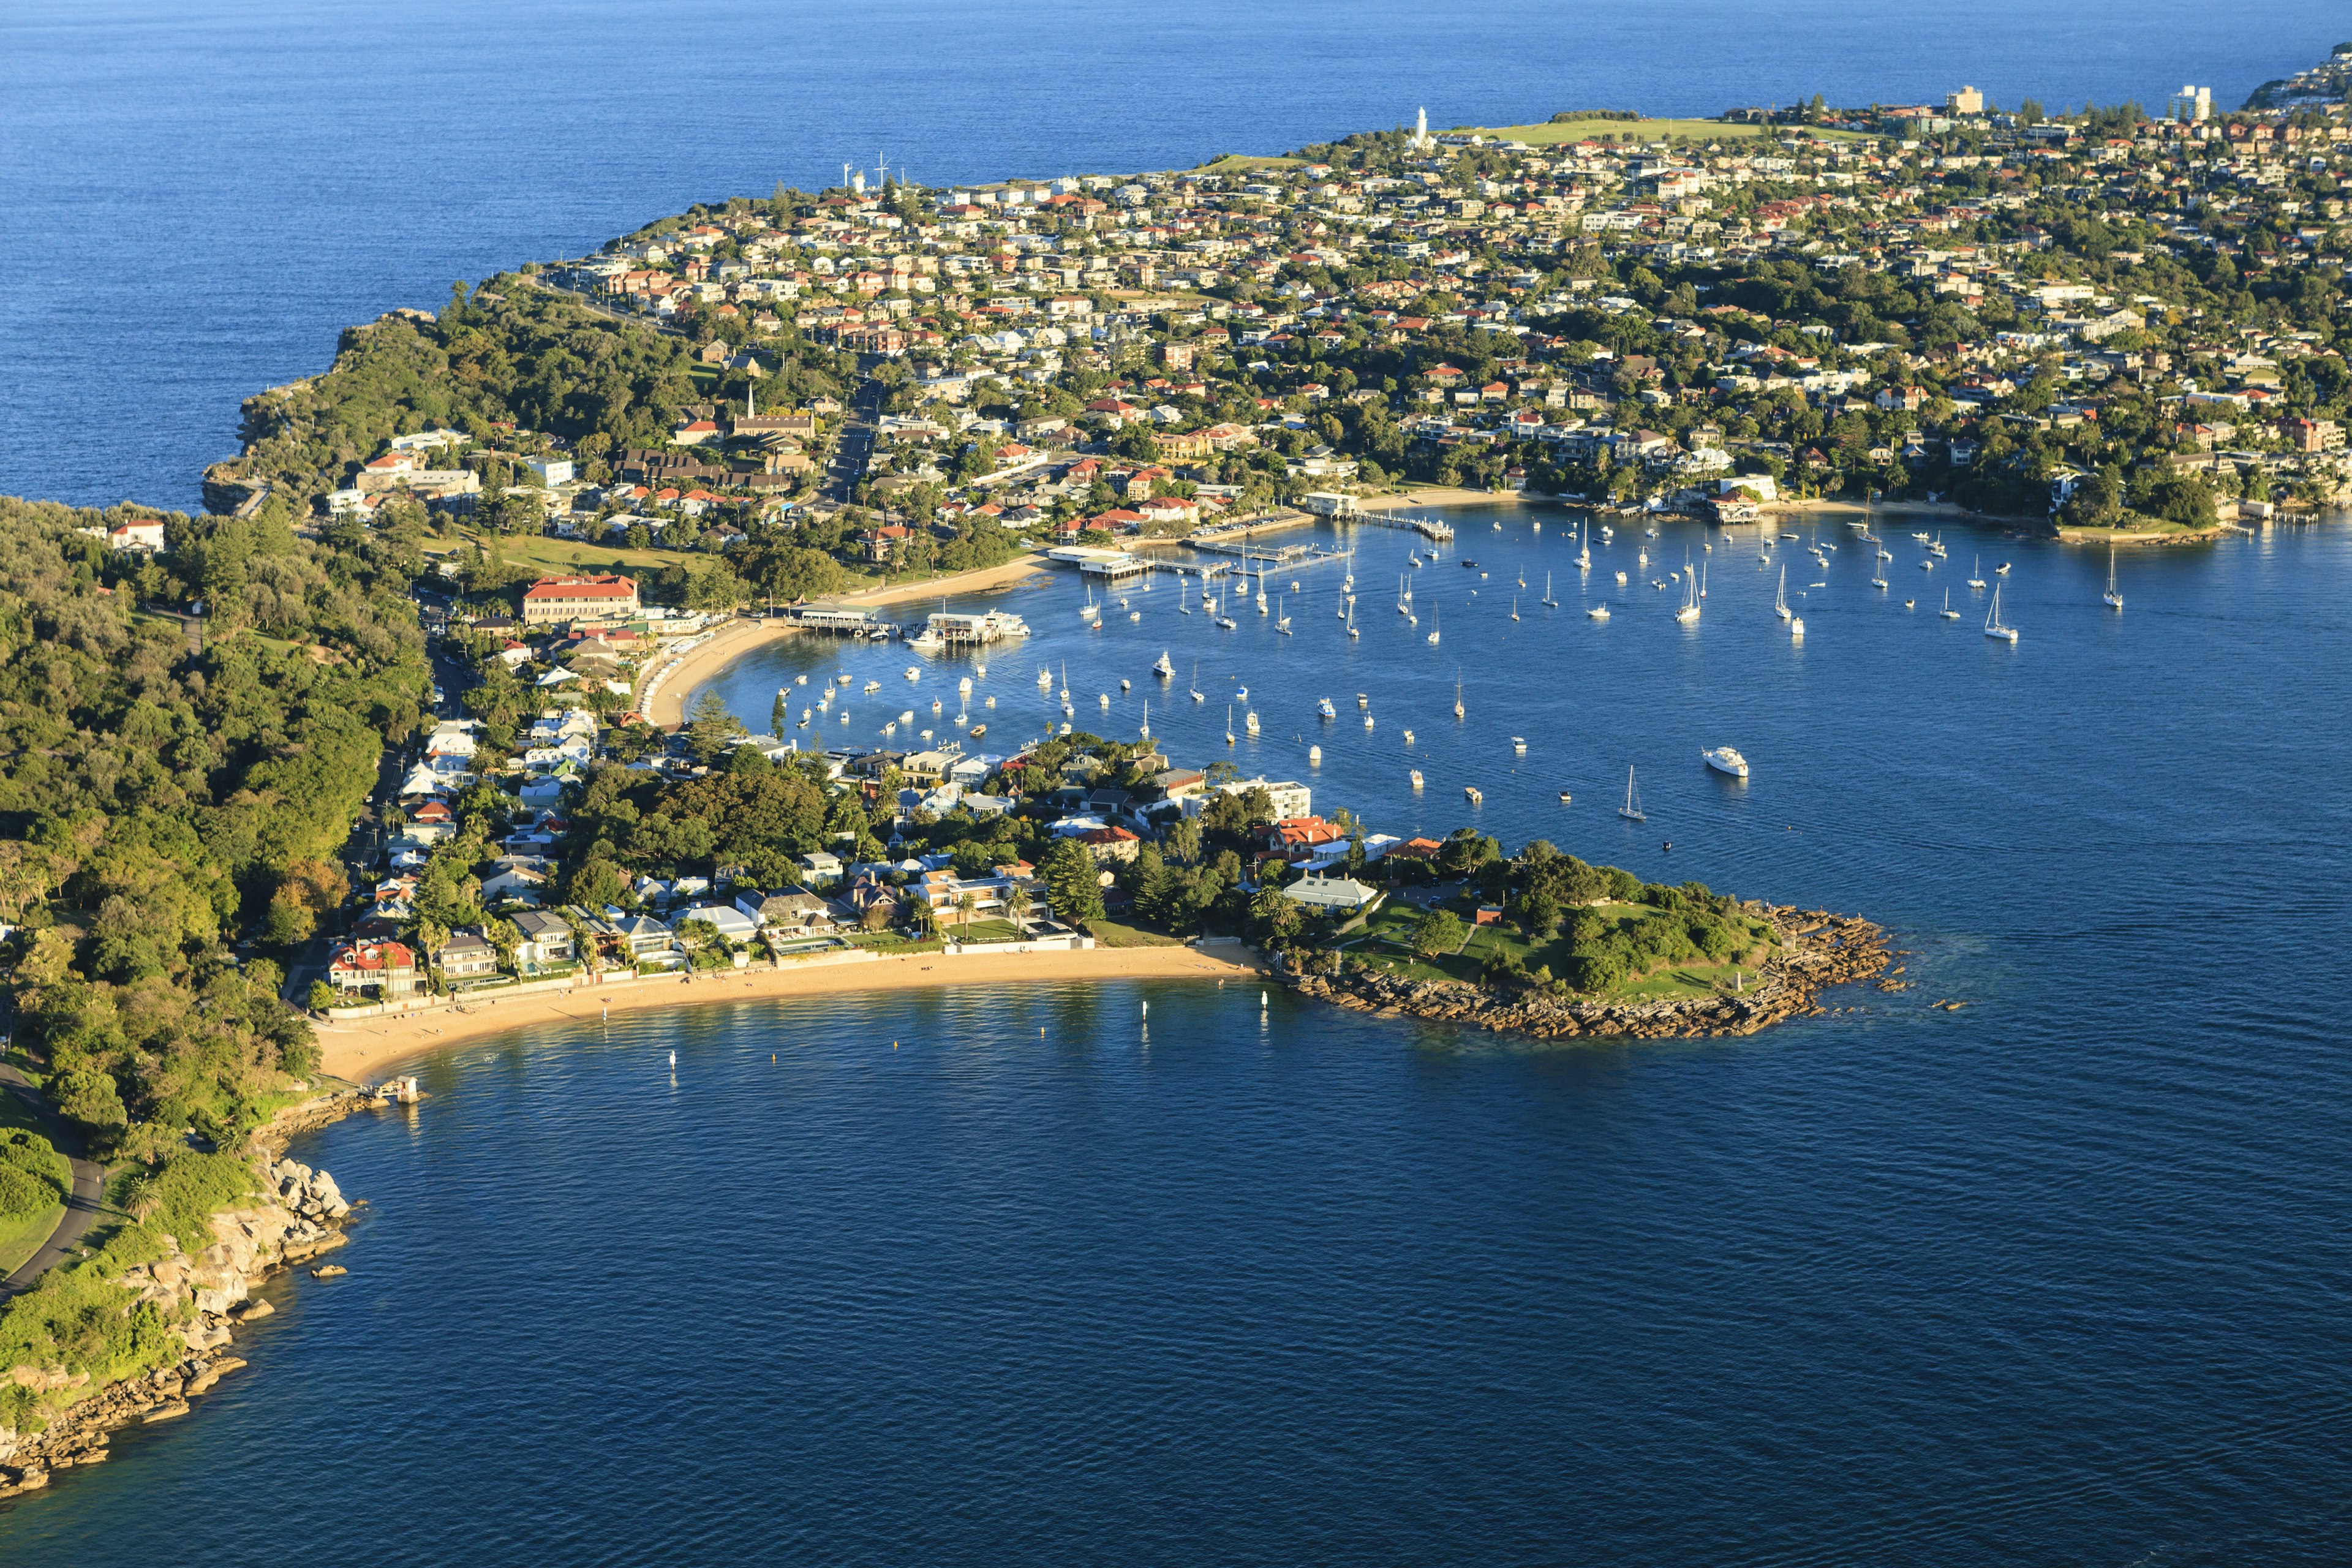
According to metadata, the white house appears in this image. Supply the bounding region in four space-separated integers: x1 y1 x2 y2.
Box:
1281 873 1377 913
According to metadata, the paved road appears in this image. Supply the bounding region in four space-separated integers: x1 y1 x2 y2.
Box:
823 375 885 503
0 1063 107 1297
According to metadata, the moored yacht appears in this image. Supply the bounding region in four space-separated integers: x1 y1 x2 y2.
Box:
1702 746 1749 779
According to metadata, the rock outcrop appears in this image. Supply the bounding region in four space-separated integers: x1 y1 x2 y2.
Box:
1289 906 1889 1040
0 1105 366 1499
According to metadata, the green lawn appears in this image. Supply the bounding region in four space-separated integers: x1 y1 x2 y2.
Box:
1082 917 1183 949
1194 153 1309 172
430 530 679 575
0 1090 73 1277
946 918 1028 944
1472 118 1864 145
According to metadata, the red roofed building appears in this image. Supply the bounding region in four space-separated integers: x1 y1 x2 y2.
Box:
1389 836 1446 863
521 575 641 627
326 940 420 998
1076 825 1141 864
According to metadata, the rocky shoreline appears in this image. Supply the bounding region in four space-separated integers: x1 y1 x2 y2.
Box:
1286 905 1888 1040
0 1090 374 1499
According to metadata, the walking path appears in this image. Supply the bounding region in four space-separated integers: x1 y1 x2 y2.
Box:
0 1063 107 1297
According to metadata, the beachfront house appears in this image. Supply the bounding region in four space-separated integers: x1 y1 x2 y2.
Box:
437 929 500 982
326 940 419 1000
673 904 760 946
735 889 835 932
510 910 576 972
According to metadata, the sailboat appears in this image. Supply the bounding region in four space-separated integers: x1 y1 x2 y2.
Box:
1189 660 1204 702
1277 596 1291 633
1453 672 1466 720
1577 522 1591 572
1985 583 2020 643
1939 587 1961 620
1618 766 1646 822
1967 555 1986 592
1774 565 1792 621
1510 596 1520 622
1427 610 1441 646
1139 699 1150 742
1675 568 1702 624
2103 548 2124 610
1224 705 1236 745
1346 602 1359 639
1079 584 1100 622
1542 571 1558 608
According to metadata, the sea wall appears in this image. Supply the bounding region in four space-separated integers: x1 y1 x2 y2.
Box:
0 1098 369 1498
1287 907 1888 1040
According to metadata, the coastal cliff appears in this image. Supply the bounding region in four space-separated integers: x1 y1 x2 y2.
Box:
0 1095 370 1499
1287 907 1888 1039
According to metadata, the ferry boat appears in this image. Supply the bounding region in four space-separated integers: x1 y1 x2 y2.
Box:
1702 746 1749 780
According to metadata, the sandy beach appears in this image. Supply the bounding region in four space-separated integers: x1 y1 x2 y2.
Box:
822 552 1052 609
643 618 802 728
1359 486 1525 513
314 944 1264 1082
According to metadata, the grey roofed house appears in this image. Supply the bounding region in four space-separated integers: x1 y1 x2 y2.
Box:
510 909 576 967
734 889 835 929
438 929 500 977
609 914 674 956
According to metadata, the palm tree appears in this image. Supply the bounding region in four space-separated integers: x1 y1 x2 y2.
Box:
956 890 978 940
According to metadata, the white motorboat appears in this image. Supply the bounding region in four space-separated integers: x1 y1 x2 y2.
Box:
1152 651 1175 679
1512 736 1527 755
1464 785 1483 804
1317 696 1336 720
1588 603 1611 621
1245 710 1260 737
1410 770 1424 791
1702 746 1749 780
1308 745 1322 766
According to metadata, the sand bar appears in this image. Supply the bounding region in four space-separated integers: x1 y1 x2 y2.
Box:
315 944 1264 1082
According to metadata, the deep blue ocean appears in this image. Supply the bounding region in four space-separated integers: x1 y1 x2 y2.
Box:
7 6 2352 1564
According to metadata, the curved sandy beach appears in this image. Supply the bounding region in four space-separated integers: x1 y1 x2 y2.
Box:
643 554 1056 728
315 944 1264 1082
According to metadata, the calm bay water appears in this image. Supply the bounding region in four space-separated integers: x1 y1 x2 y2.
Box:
7 509 2350 1564
9 2 2352 1560
2 0 2347 511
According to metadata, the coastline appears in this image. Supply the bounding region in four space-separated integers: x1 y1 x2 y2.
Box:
642 554 1057 728
641 617 801 728
1358 486 1525 514
313 944 1265 1082
1289 906 1888 1039
818 552 1051 609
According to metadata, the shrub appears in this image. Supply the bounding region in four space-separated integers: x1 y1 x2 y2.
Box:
0 1163 57 1217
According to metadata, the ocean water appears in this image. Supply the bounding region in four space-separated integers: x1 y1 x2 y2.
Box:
9 508 2351 1564
1 0 2346 513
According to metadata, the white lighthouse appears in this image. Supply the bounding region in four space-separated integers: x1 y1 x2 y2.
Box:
1414 107 1428 148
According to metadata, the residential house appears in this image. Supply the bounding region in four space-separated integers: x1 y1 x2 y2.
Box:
510 910 576 972
437 929 500 981
1280 873 1378 913
326 940 419 998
